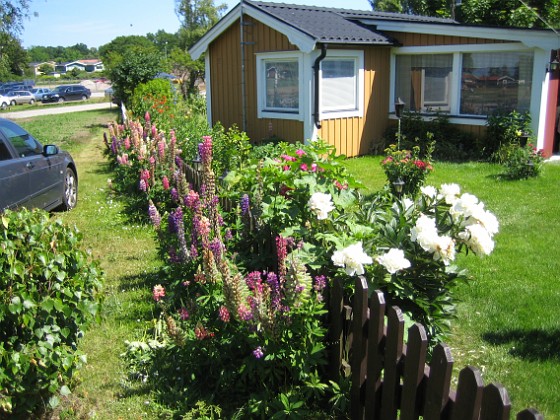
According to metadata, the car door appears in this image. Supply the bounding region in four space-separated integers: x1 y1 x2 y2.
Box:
0 120 63 210
0 137 30 210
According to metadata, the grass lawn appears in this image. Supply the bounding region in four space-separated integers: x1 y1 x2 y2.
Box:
345 155 560 418
12 110 560 418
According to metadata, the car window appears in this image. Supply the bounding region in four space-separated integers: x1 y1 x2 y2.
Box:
0 140 12 161
0 120 42 157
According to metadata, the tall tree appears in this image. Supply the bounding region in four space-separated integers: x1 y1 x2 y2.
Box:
0 0 31 36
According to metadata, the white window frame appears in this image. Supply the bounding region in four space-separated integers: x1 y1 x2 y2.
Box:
320 50 364 119
390 42 537 126
256 51 304 121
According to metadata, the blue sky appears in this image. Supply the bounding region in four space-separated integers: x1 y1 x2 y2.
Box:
22 0 373 49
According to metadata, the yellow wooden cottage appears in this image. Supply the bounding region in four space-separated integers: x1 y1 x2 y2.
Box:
190 0 560 157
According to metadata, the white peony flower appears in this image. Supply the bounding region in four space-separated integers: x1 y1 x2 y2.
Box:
410 214 439 253
459 224 495 256
439 183 461 204
420 185 438 199
376 248 411 274
432 235 456 265
307 192 335 220
392 197 414 213
331 242 373 276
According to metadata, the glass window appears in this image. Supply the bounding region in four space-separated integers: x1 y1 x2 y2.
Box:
321 58 357 112
264 59 299 112
460 51 533 115
0 120 41 157
395 54 453 112
0 140 12 160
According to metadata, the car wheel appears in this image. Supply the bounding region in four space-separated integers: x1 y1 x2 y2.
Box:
0 102 6 110
58 97 65 103
10 100 16 106
81 94 87 100
60 167 78 210
29 99 35 105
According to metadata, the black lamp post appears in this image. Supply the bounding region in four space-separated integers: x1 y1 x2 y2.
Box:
518 131 530 147
191 151 202 172
395 97 405 149
550 58 560 72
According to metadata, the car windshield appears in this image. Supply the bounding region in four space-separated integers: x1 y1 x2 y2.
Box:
52 86 68 92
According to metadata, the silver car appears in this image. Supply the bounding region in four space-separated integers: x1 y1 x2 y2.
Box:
0 118 77 211
5 90 36 105
29 87 52 101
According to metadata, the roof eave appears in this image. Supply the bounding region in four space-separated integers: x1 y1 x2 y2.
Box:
189 1 318 60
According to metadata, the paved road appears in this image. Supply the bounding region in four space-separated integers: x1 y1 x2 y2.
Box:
2 101 116 119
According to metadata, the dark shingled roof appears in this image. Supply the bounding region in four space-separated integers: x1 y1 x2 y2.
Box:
246 1 457 45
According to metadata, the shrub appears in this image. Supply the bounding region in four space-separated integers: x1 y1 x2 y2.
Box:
486 110 532 157
131 78 176 131
495 141 544 179
0 209 103 416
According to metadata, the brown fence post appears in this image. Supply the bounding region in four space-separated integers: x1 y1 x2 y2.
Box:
364 290 386 419
423 343 454 418
328 277 345 381
480 383 511 420
380 305 404 420
350 276 369 420
400 323 428 420
452 366 484 420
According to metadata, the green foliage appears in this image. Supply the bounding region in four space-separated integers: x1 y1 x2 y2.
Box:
458 0 560 28
0 209 103 416
486 110 532 157
131 78 176 130
495 141 544 179
0 0 30 36
106 49 163 106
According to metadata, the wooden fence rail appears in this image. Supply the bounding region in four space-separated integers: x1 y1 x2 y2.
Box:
329 276 544 420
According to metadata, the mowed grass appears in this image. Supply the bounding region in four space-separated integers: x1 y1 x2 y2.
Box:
18 111 169 418
345 155 560 418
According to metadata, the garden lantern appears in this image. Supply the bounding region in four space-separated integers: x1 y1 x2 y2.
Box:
518 131 530 147
550 58 560 72
392 178 405 196
191 151 202 172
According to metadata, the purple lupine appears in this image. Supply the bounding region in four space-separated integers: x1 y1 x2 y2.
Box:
245 271 262 291
253 346 264 359
170 187 179 202
209 238 224 261
175 156 184 169
190 244 199 259
111 136 118 154
237 304 253 321
184 190 200 210
168 208 182 234
139 179 147 192
199 137 213 165
314 275 327 292
224 229 233 242
267 272 281 310
241 194 250 215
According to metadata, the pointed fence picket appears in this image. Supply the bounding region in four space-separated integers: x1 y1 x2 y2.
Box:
328 276 544 420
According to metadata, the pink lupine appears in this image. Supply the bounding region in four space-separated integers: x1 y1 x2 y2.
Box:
178 307 190 320
162 175 170 190
152 284 165 301
219 305 230 323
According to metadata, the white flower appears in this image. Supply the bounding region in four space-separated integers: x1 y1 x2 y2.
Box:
331 242 373 276
308 192 335 220
459 224 495 256
410 214 439 253
391 197 414 213
439 183 461 204
376 248 411 274
420 185 438 199
450 193 481 222
433 235 456 265
464 206 500 237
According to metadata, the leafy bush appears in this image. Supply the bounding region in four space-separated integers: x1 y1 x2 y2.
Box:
486 110 532 157
131 79 176 131
495 141 544 179
0 209 103 416
384 112 480 161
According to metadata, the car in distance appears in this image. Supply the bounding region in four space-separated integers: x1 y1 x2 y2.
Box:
0 118 77 212
5 90 36 105
29 87 52 101
42 85 91 103
0 95 9 110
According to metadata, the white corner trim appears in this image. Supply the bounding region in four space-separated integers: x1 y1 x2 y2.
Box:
205 53 212 127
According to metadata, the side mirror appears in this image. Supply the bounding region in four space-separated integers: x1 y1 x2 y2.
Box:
44 145 59 156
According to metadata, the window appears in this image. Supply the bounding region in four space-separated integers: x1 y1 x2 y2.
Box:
460 51 533 116
0 140 12 161
321 51 364 117
395 54 453 112
0 120 41 157
256 52 303 119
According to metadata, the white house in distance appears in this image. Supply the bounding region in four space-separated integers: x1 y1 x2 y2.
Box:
54 59 104 74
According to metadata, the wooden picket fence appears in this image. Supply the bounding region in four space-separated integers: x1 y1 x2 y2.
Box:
328 276 543 419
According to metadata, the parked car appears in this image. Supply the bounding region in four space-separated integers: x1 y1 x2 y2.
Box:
5 90 36 105
0 118 77 211
29 87 52 101
42 85 91 103
0 95 9 110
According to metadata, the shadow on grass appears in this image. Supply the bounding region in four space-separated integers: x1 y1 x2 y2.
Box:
482 328 560 361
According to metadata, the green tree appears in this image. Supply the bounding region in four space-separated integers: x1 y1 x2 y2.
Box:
0 32 28 79
37 62 54 74
98 35 157 69
106 49 163 106
0 0 31 36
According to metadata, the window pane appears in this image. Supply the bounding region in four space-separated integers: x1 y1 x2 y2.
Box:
264 60 299 111
460 52 533 115
322 59 357 111
0 120 41 157
395 54 453 112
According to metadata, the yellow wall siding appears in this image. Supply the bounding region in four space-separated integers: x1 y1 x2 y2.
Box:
386 32 507 46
